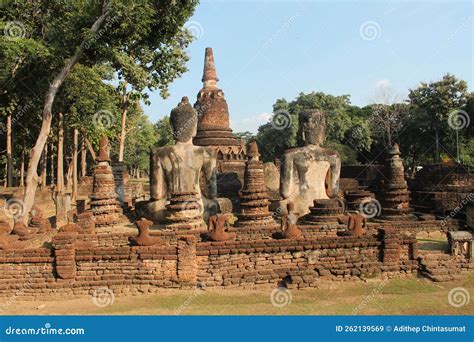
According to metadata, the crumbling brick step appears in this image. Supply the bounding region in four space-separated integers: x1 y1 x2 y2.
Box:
418 252 463 282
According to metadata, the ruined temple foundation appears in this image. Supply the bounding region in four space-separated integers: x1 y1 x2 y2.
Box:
409 161 474 216
379 144 414 221
236 142 276 227
303 199 345 224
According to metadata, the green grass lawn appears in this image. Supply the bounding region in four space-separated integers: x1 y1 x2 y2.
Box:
4 273 473 315
418 238 449 252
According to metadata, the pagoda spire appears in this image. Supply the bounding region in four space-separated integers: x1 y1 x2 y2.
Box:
202 47 219 88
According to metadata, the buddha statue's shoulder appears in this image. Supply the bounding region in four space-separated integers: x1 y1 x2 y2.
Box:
284 146 306 155
320 145 340 157
152 145 176 156
196 146 217 158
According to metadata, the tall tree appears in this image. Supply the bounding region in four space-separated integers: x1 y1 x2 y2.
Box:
408 74 468 163
123 111 157 177
1 0 197 222
154 116 175 147
369 103 409 148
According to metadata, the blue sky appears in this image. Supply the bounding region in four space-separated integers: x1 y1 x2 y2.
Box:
145 0 473 133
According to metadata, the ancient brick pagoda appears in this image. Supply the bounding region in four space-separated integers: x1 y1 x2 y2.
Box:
193 48 246 174
89 136 122 227
379 144 414 220
236 141 276 227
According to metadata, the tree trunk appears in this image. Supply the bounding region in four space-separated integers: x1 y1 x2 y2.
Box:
410 150 417 178
118 87 129 162
49 142 55 186
20 5 111 224
3 164 7 187
72 128 78 201
66 155 74 190
80 136 87 178
57 112 65 195
85 138 96 161
6 114 13 187
435 129 440 163
40 143 48 187
20 150 25 187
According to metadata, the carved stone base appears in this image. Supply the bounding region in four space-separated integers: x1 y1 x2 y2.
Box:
164 192 206 230
303 199 345 224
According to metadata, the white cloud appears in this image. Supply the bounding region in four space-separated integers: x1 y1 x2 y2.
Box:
375 79 390 89
233 112 273 133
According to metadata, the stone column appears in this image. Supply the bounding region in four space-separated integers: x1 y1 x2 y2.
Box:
380 228 400 263
177 236 197 285
53 229 77 280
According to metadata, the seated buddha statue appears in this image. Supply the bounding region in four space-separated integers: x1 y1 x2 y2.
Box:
279 110 341 216
136 97 231 229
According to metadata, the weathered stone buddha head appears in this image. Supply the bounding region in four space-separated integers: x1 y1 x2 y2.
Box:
170 96 198 143
298 110 326 146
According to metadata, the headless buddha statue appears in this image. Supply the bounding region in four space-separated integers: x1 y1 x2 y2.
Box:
338 212 367 237
279 110 341 216
136 97 230 229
